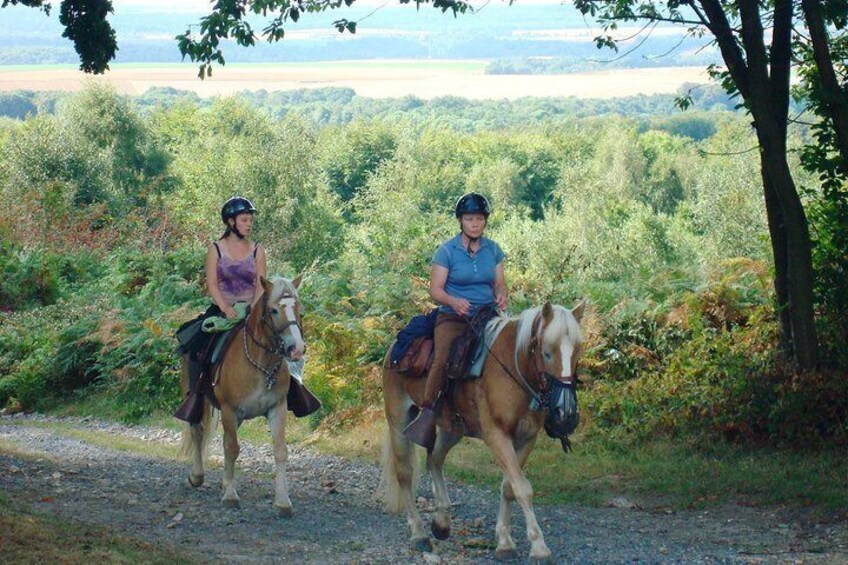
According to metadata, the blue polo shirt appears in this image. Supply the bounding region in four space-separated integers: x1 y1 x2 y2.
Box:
433 234 505 315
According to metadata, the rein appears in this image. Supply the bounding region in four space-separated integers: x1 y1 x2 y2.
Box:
473 312 580 415
471 314 546 411
242 297 302 390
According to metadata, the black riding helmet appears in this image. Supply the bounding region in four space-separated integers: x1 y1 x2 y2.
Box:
221 196 257 224
455 192 491 218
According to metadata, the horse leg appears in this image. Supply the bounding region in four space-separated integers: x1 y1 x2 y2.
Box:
220 406 241 508
267 402 293 517
188 421 205 487
494 436 537 561
179 356 205 487
485 431 552 562
427 428 462 541
494 475 517 560
381 379 430 552
390 426 432 552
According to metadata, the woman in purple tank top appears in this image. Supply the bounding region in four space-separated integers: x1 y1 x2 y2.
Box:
206 196 267 318
175 196 321 424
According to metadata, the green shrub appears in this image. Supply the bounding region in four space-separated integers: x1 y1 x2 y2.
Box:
0 243 61 310
586 303 848 446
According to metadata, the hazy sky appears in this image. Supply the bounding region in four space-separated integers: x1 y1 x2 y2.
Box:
113 0 565 13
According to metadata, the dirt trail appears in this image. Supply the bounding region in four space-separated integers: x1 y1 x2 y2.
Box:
1 414 846 564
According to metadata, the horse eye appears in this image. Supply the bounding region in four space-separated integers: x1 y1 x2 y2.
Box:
543 351 552 360
271 308 279 315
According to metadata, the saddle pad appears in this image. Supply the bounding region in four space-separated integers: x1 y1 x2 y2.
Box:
209 323 244 365
468 315 510 378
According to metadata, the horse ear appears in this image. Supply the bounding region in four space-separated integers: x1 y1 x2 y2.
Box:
260 276 272 294
571 299 587 323
292 274 303 289
542 301 554 322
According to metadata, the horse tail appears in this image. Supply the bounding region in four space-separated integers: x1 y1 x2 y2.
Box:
379 426 420 514
178 398 219 461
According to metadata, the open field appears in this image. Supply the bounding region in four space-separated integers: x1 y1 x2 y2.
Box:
0 61 711 99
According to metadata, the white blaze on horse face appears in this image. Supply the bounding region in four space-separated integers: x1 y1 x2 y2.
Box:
277 296 305 360
558 339 576 380
546 308 580 382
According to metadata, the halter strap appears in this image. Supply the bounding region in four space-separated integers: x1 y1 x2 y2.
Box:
238 293 303 390
512 313 548 408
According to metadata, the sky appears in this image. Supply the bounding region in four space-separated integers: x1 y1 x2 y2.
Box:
111 0 569 14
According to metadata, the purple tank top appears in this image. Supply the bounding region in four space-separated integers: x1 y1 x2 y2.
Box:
215 242 257 306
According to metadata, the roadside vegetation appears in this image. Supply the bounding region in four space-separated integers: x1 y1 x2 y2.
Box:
1 84 845 511
0 489 193 564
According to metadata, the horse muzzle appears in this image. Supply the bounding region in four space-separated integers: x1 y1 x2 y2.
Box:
279 327 305 361
286 343 304 361
543 375 579 449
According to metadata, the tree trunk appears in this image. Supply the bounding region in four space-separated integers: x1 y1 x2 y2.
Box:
700 0 819 367
756 129 819 368
761 166 793 356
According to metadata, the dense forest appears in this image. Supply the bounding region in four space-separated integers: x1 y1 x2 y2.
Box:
0 84 845 448
0 83 738 133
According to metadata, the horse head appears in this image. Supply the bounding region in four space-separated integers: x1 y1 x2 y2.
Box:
259 275 305 361
517 300 586 449
528 300 585 383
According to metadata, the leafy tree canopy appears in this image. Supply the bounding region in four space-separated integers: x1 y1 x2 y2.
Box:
3 0 117 73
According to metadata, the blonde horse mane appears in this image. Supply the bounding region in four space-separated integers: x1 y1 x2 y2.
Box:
265 276 299 304
514 304 583 354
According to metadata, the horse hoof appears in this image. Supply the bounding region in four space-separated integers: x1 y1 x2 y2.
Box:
275 505 293 518
494 548 518 561
411 537 433 553
529 555 555 565
223 498 240 509
431 523 451 541
188 474 204 488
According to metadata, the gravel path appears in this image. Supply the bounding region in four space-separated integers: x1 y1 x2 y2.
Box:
1 413 846 564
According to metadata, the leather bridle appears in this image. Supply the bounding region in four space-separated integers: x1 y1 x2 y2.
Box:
243 293 303 389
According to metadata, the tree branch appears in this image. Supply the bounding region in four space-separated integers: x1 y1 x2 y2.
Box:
736 0 770 95
697 0 750 99
800 0 848 169
770 0 794 137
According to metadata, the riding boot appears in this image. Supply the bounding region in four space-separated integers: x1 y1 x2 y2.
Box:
174 358 205 423
403 404 438 449
174 389 204 423
404 369 445 450
187 358 203 391
287 379 322 418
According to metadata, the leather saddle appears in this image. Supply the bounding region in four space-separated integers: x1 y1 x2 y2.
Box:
175 323 321 422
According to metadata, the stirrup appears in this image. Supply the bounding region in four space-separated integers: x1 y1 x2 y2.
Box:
403 406 437 449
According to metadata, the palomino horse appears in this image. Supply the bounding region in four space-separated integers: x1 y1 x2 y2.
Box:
381 301 585 562
180 275 305 516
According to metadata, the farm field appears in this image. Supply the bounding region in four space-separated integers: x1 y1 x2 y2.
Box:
0 61 711 99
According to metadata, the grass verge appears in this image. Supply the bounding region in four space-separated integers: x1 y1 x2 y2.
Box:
306 414 848 512
0 493 196 564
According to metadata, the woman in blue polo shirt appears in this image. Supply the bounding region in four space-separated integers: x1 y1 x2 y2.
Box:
404 192 508 449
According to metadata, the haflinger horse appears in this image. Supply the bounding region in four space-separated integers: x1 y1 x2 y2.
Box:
180 275 305 516
381 300 585 562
